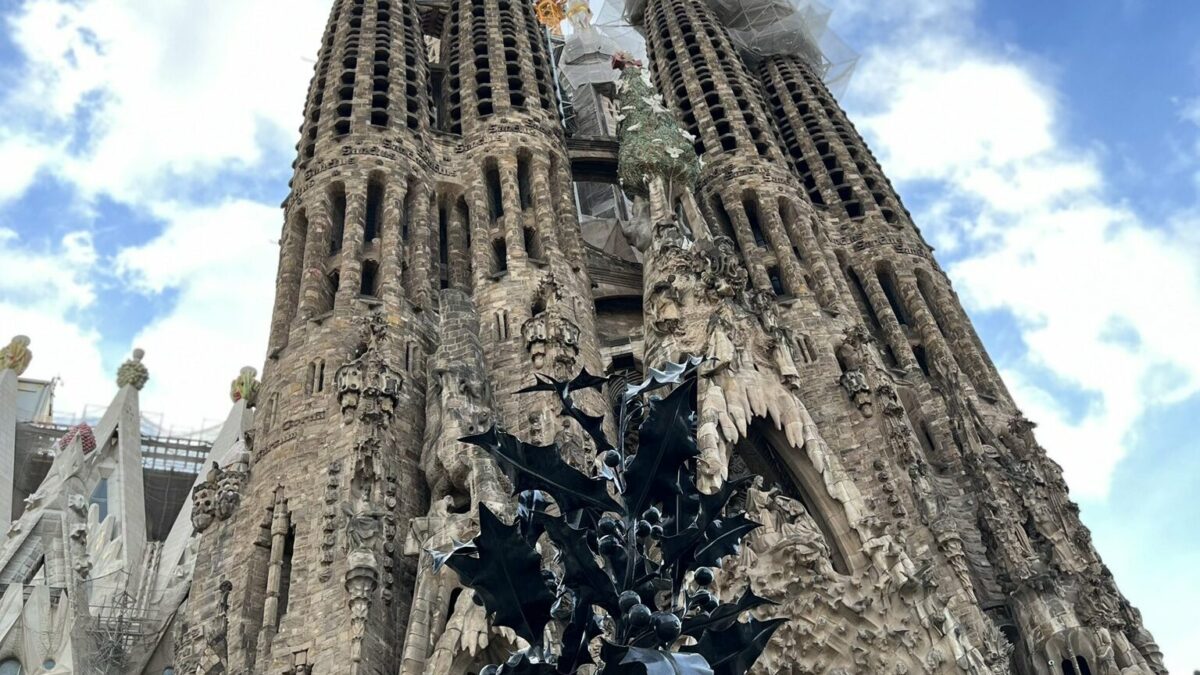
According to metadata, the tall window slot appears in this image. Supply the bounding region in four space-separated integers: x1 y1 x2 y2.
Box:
329 185 347 253
364 179 384 243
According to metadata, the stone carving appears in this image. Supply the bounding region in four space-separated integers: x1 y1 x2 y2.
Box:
696 236 748 301
336 313 402 424
191 464 220 533
320 460 343 580
198 580 232 673
116 347 150 390
345 546 380 667
742 478 835 577
216 444 250 521
522 275 581 378
0 335 32 375
67 494 87 516
837 327 874 417
230 366 261 406
647 278 684 336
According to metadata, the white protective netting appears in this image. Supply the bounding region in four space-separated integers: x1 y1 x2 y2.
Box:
558 0 623 89
586 0 856 96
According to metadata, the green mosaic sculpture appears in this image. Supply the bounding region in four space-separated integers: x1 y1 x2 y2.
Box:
615 56 700 201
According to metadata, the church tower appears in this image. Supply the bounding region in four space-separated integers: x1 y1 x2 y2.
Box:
176 1 1166 674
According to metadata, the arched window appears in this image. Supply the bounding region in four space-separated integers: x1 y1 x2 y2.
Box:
735 423 859 574
0 659 23 675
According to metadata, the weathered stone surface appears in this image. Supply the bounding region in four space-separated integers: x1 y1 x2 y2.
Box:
166 2 1166 675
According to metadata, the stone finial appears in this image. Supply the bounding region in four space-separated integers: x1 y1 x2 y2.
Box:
0 335 32 375
116 348 150 390
230 366 261 406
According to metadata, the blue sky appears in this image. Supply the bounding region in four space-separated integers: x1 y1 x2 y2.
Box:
0 0 1196 671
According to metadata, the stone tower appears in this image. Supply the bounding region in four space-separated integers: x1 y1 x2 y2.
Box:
176 1 1166 674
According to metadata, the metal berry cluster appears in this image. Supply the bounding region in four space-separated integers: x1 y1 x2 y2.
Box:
435 357 783 675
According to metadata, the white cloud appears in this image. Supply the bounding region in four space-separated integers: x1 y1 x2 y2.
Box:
0 0 324 429
838 6 1200 672
115 199 280 431
0 227 110 415
3 0 328 203
844 15 1200 505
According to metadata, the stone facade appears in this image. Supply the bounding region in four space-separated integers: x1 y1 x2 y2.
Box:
173 1 1166 674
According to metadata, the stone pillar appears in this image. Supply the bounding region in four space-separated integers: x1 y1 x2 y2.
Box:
858 266 918 371
406 185 434 308
298 197 332 318
723 195 771 291
759 197 807 296
0 368 15 529
499 159 526 259
269 208 309 352
529 160 564 262
257 488 291 664
337 184 369 307
380 178 409 307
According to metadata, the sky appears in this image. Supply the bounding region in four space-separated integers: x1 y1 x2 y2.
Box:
0 0 1195 671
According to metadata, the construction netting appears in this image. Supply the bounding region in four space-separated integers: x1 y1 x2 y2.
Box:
583 0 857 95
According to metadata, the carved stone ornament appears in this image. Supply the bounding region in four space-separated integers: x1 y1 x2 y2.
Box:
191 468 219 533
522 276 581 378
837 326 874 417
345 548 380 666
230 366 261 406
0 335 32 375
116 347 150 390
335 315 403 424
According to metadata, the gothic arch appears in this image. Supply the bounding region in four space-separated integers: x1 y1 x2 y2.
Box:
735 421 866 574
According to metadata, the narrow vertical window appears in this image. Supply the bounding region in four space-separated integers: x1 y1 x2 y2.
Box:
277 526 296 628
743 196 766 246
360 260 380 297
517 154 533 210
364 179 383 243
492 238 508 274
329 186 347 253
486 162 504 222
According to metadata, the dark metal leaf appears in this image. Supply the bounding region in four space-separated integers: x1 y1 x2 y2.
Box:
681 588 776 638
693 514 759 568
623 356 705 402
541 516 620 615
462 427 620 515
429 538 477 573
558 604 605 674
682 618 786 675
519 370 614 454
602 644 714 675
442 504 556 646
497 652 558 674
624 378 700 521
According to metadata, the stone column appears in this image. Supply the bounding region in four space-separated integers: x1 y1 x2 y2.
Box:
447 197 471 290
723 195 771 291
337 183 368 307
257 489 291 661
858 266 918 371
499 159 526 259
269 208 309 352
759 197 807 296
298 197 332 318
380 178 409 307
529 160 564 262
406 185 434 308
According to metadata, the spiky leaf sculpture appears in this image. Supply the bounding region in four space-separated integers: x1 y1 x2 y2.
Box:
441 358 785 675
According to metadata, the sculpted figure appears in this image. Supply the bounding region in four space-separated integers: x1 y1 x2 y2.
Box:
837 329 874 417
0 335 32 375
230 366 260 406
116 347 150 390
744 478 835 577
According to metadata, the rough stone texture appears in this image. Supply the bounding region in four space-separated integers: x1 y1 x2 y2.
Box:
174 1 1166 674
